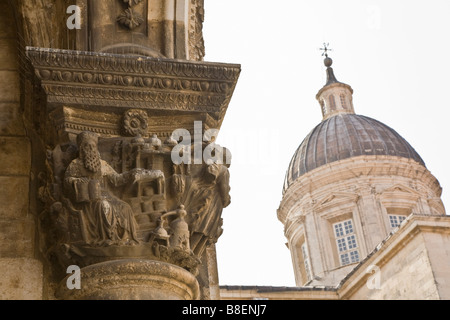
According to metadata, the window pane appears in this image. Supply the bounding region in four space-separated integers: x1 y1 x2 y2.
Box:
389 215 398 228
344 220 354 234
335 219 360 266
334 223 344 237
389 215 406 228
337 238 347 252
340 253 350 265
347 235 357 249
350 250 360 263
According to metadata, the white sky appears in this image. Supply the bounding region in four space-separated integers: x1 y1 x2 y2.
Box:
202 0 450 287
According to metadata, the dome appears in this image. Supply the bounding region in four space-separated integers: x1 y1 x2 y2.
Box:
283 113 425 193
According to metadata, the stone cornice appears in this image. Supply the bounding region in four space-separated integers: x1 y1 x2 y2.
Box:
278 156 442 224
25 47 241 128
316 82 353 100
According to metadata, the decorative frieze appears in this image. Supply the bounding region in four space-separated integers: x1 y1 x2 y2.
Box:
26 47 240 127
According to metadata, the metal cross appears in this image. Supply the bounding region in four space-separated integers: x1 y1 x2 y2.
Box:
320 43 332 57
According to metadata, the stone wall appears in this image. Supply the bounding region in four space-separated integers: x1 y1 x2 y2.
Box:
0 1 43 299
420 225 450 299
221 216 450 300
344 232 439 300
339 215 449 300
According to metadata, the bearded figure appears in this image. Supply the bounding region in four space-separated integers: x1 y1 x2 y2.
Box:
63 132 146 246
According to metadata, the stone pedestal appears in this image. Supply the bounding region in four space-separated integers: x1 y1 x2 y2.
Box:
56 259 200 300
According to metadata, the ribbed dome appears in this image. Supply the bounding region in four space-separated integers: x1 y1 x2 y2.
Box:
283 113 425 193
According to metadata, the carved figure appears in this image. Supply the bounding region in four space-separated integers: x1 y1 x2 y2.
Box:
182 151 231 255
64 131 164 246
164 205 190 252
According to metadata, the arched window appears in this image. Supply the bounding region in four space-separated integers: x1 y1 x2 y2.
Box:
329 95 336 111
340 94 347 109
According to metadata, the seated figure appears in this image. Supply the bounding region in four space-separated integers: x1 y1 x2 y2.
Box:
64 131 164 246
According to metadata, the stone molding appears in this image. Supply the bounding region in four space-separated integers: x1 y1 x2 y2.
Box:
26 47 240 127
278 155 443 224
56 259 200 300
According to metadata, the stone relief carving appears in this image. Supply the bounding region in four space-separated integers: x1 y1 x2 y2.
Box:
26 48 240 132
189 0 206 61
123 109 149 137
117 0 144 30
26 48 240 81
181 147 231 255
63 131 162 246
38 129 231 279
24 36 238 299
117 8 144 30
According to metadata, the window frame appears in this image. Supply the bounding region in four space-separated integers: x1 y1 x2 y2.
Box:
388 214 407 228
333 219 360 266
339 93 347 109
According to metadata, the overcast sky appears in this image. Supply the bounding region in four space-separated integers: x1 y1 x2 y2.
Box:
202 0 450 286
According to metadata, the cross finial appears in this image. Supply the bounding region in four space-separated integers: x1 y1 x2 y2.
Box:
320 43 332 58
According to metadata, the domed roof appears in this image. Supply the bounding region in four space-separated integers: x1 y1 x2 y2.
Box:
283 113 425 193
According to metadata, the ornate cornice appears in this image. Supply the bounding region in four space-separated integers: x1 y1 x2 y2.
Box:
278 156 442 224
26 47 240 128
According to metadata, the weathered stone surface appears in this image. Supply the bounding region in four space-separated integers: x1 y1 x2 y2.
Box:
422 229 450 299
338 215 450 300
0 103 25 136
25 47 240 141
0 137 30 175
56 259 200 300
0 218 35 258
0 2 16 39
0 71 20 102
0 258 43 300
1 0 235 301
0 177 29 219
0 38 18 69
12 0 71 49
